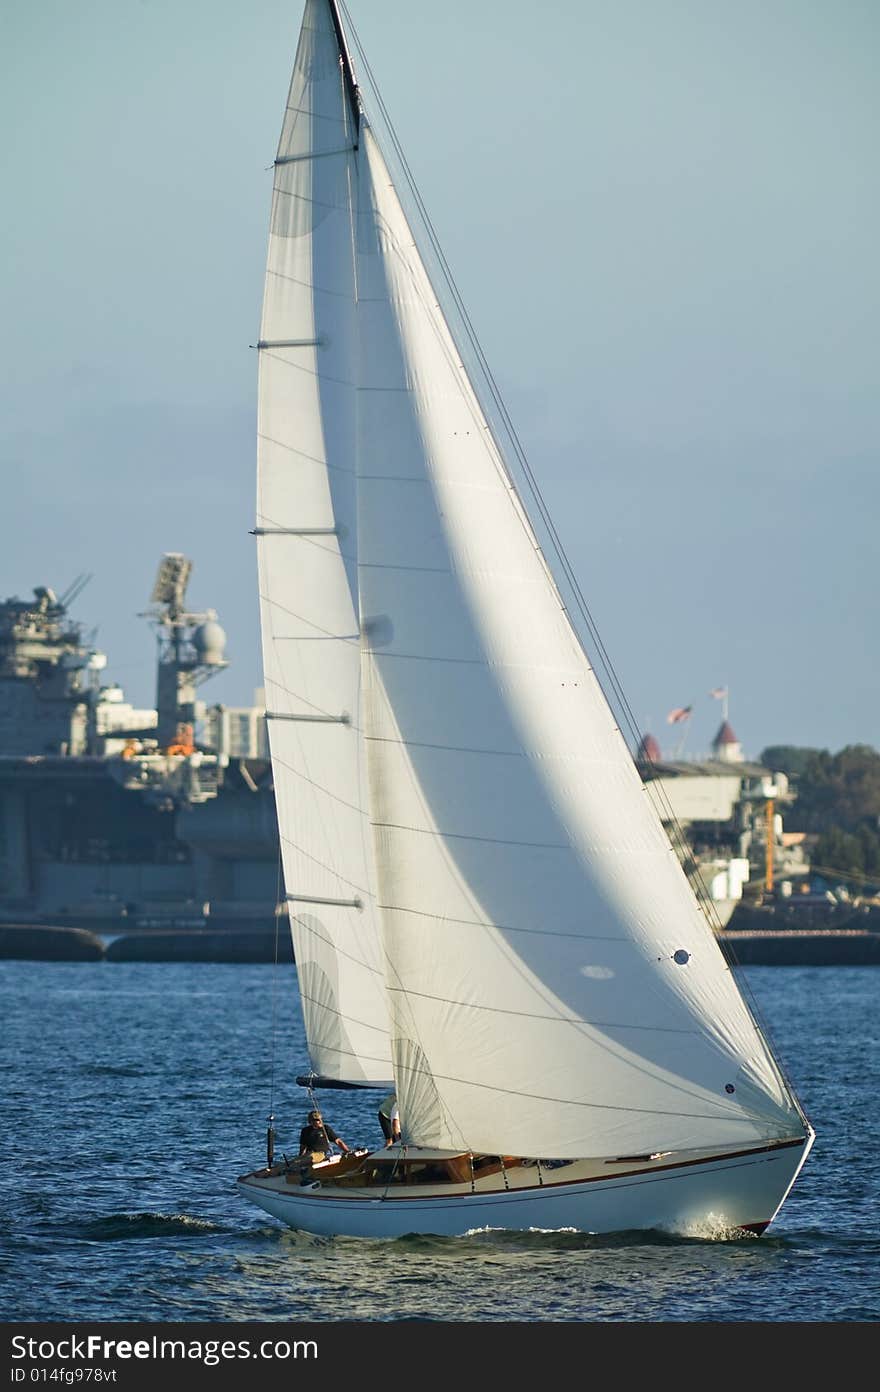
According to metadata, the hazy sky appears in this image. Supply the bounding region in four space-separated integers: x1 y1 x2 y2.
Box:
2 0 877 759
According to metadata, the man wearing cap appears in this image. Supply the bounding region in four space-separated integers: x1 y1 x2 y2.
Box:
298 1108 351 1159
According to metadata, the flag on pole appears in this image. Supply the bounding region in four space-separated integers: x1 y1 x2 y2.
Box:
667 706 692 724
709 687 728 700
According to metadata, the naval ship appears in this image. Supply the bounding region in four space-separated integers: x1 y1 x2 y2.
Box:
5 555 859 965
0 555 282 941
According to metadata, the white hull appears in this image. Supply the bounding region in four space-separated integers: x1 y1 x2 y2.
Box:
239 1133 813 1239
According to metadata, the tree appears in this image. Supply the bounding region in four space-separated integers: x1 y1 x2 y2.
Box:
760 743 880 834
760 746 828 782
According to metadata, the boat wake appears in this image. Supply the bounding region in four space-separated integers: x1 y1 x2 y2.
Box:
348 1225 767 1254
668 1213 763 1242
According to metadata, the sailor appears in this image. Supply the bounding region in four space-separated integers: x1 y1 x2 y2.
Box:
378 1092 401 1147
298 1108 350 1159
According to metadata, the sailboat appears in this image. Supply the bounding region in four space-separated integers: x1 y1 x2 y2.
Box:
238 0 814 1239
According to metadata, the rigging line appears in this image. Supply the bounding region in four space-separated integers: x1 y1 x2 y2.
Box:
266 266 355 300
299 1041 395 1068
272 752 367 818
273 514 360 612
268 846 284 1117
278 832 369 897
280 101 354 124
296 989 392 1039
257 517 353 559
261 679 337 719
381 1143 404 1203
271 184 352 217
258 430 355 475
288 903 386 973
263 657 361 710
256 347 356 390
274 145 356 165
260 593 360 644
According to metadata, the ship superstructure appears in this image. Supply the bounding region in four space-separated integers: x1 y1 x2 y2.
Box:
0 558 280 931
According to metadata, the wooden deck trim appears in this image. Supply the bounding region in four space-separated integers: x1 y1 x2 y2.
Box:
239 1135 806 1204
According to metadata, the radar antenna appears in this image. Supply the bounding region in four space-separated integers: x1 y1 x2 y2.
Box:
141 554 228 750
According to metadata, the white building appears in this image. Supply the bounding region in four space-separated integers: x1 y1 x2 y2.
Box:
204 691 268 759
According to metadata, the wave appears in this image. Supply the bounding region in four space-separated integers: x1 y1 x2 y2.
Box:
377 1225 776 1254
85 1064 145 1077
50 1212 224 1242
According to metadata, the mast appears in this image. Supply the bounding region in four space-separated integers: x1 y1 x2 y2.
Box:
328 0 361 141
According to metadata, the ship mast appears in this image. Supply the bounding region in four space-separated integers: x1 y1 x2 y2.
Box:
144 554 228 752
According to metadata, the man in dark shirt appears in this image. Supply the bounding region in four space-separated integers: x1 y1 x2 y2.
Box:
298 1108 350 1158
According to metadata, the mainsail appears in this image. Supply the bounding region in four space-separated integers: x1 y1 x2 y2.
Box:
256 0 391 1084
258 0 805 1150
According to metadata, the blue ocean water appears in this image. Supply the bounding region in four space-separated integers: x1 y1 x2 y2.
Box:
0 961 877 1322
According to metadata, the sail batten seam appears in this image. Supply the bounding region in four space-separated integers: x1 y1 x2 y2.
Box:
370 820 570 852
384 985 700 1035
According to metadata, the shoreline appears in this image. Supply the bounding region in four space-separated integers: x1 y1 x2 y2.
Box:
2 920 878 966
